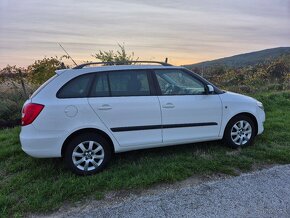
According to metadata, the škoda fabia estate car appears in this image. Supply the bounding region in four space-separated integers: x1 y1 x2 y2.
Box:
20 61 265 175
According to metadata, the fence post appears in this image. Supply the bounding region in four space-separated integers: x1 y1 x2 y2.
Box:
18 69 28 98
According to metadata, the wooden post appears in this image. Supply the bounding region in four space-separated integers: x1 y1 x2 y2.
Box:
18 69 28 98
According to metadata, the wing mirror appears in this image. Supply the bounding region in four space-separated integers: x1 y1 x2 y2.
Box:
206 85 214 94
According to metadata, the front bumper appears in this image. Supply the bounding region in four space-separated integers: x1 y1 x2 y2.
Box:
257 107 266 135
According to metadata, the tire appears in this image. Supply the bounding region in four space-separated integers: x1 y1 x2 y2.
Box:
223 115 256 149
64 133 112 175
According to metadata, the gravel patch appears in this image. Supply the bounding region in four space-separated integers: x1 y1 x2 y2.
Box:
37 165 290 218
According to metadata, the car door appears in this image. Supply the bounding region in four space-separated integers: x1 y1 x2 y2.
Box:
154 69 222 143
88 70 162 147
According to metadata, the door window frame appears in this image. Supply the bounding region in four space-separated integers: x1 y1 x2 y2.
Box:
150 68 210 96
88 69 158 98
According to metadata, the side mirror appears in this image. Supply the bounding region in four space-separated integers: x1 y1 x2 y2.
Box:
207 85 214 94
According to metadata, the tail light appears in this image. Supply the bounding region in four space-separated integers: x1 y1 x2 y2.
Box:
21 103 44 126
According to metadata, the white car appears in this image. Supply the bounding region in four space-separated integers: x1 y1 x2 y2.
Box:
20 61 265 175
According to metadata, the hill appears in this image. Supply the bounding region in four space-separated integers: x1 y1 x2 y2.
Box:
184 47 290 69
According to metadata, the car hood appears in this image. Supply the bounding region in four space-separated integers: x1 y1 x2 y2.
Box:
221 91 257 104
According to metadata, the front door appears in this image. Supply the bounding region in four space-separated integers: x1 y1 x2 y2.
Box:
154 69 222 143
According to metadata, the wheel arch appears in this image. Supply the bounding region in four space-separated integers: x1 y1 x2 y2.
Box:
223 112 258 138
61 128 115 157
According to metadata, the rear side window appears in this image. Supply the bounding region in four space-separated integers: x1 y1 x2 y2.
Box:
108 70 150 96
90 73 110 97
57 74 93 98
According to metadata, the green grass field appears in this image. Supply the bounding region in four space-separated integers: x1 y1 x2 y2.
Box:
0 91 289 217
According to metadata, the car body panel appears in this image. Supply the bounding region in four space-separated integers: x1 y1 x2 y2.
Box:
88 96 162 147
158 94 223 143
20 66 265 158
218 91 265 136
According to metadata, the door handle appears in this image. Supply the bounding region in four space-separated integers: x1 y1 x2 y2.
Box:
98 104 112 110
162 103 175 109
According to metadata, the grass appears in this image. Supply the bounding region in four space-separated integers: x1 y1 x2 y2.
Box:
0 91 290 217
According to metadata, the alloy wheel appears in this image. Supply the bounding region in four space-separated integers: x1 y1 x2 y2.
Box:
230 120 252 146
72 141 104 171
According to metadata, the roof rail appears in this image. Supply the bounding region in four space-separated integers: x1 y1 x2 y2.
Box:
73 61 172 69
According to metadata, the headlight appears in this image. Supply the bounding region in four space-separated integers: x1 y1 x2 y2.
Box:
257 101 264 110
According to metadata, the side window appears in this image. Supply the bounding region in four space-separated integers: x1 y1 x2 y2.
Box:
155 70 206 95
90 73 110 97
108 70 150 96
57 74 93 98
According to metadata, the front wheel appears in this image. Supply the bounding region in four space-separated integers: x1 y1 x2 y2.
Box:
64 133 112 175
223 115 256 148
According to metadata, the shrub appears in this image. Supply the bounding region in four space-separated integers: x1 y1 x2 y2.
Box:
0 91 25 127
92 44 137 64
27 56 66 85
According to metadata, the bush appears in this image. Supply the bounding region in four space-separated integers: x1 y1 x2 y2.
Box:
92 44 137 64
0 91 25 128
198 55 290 94
27 56 66 85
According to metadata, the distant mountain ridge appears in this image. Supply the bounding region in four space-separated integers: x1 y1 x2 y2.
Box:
184 47 290 69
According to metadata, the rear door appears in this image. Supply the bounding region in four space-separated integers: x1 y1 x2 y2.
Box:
88 70 162 147
154 69 222 143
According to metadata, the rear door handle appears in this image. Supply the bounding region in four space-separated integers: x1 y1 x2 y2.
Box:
98 104 112 110
162 103 175 109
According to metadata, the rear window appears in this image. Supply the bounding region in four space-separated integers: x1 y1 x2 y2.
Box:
57 74 93 98
108 70 150 96
89 70 151 97
90 73 110 97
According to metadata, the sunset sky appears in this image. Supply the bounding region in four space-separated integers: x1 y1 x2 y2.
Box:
0 0 289 68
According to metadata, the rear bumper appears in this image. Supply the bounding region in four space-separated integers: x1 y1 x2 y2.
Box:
20 125 63 158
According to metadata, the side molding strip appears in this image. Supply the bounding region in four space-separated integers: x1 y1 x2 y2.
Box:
111 122 218 132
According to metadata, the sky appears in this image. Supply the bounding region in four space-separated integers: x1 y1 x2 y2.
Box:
0 0 289 68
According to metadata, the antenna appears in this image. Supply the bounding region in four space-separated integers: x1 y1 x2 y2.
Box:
57 43 78 66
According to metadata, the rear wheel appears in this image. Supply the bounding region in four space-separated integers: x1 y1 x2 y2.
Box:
64 133 112 175
223 115 256 148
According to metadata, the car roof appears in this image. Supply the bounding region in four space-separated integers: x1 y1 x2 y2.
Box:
55 65 185 75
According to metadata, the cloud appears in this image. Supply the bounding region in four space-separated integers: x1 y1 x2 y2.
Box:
0 0 289 67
